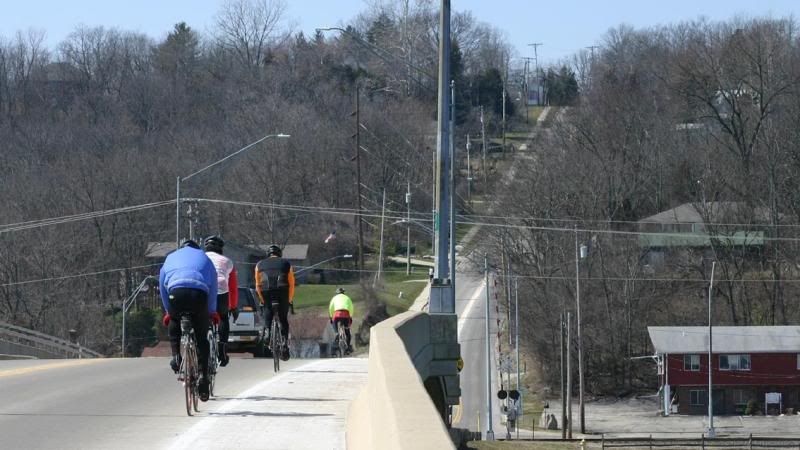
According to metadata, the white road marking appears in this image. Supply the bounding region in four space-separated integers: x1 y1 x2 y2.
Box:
458 282 486 337
167 361 308 450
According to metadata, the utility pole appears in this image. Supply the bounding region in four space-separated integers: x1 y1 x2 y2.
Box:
560 312 566 439
354 86 365 277
522 60 529 123
466 134 472 205
707 261 716 438
175 177 181 247
406 181 411 276
575 225 586 434
484 255 495 441
586 45 599 88
528 43 543 106
586 45 599 60
480 106 487 188
567 312 573 439
374 188 386 288
502 53 507 153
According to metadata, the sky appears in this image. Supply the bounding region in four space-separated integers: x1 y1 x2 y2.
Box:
2 0 800 65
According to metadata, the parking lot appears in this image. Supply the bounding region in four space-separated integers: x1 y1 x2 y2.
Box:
539 395 800 438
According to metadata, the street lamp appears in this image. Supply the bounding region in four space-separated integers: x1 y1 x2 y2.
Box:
295 254 354 275
176 133 290 245
122 275 156 357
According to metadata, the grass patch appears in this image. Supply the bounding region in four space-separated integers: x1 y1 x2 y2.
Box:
294 261 428 317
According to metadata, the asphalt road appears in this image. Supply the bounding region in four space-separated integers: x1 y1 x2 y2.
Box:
0 356 366 450
451 269 503 439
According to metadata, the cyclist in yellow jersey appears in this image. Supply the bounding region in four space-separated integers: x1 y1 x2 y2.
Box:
328 288 354 354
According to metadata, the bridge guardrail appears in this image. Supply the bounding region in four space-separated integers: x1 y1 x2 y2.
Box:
0 321 102 359
346 311 455 450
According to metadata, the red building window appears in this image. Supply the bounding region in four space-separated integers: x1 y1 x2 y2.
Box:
690 390 705 406
720 354 751 371
683 354 700 371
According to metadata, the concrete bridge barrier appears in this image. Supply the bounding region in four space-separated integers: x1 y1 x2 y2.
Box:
346 311 458 450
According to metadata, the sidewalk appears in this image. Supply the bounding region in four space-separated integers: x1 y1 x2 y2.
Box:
168 358 368 450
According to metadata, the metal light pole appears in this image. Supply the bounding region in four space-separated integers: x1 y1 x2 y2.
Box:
484 254 495 440
449 79 456 305
122 276 155 357
567 312 572 438
514 277 521 434
707 261 716 438
355 87 365 276
575 225 586 434
432 0 451 286
176 133 290 246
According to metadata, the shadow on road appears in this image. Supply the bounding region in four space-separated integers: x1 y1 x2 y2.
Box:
207 410 334 418
211 395 347 402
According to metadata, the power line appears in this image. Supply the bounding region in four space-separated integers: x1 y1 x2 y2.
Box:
0 263 162 288
0 201 173 234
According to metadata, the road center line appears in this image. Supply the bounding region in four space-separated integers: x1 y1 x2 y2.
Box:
0 359 105 378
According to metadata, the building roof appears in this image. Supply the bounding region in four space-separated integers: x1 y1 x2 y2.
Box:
145 241 268 258
145 242 177 258
648 326 800 354
638 202 770 225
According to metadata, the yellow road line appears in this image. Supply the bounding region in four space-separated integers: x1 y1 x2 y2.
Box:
0 359 106 378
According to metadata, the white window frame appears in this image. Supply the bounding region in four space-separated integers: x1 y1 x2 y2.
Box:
720 354 751 371
684 354 700 371
689 389 705 406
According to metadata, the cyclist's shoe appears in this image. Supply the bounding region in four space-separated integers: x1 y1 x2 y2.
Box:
346 345 354 355
170 356 180 373
199 377 210 402
280 344 290 361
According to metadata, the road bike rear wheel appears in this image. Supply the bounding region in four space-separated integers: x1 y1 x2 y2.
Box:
208 328 218 397
189 341 199 412
180 338 193 416
337 322 347 358
271 318 281 372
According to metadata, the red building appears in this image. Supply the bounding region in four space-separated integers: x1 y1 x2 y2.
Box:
648 326 800 415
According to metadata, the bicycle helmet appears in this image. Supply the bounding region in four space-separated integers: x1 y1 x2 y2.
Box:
266 244 282 257
180 238 200 249
336 287 346 295
204 235 224 253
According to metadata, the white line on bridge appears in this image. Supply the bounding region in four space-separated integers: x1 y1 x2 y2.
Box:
167 360 309 450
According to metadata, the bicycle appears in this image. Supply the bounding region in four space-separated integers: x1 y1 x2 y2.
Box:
335 320 348 358
207 323 219 397
178 314 200 416
268 299 284 373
